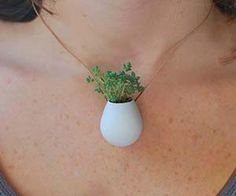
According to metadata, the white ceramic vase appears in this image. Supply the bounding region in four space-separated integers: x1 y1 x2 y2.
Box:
100 100 143 147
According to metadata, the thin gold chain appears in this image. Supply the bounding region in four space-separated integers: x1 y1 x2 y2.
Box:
31 0 213 101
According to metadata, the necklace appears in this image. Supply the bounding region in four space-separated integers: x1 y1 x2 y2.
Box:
31 1 212 147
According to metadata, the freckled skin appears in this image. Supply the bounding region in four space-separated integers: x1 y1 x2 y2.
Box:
1 37 236 195
0 1 236 195
168 117 174 124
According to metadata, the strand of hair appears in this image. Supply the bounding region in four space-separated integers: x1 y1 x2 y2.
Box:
31 0 54 15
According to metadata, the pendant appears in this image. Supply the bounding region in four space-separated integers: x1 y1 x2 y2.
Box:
86 62 145 147
100 100 143 147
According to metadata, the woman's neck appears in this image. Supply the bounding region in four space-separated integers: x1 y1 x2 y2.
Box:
44 0 212 67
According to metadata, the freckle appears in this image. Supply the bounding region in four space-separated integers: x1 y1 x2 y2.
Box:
180 119 184 123
212 129 217 134
69 154 73 159
75 162 80 167
65 114 70 119
125 162 130 171
168 117 174 124
177 163 182 168
121 182 126 186
83 13 88 18
192 134 201 144
13 149 18 154
93 169 97 173
225 153 231 159
34 141 38 147
168 148 172 152
178 97 183 103
6 78 12 84
33 99 38 104
188 176 193 182
8 165 15 170
174 171 179 176
6 126 9 131
76 121 80 126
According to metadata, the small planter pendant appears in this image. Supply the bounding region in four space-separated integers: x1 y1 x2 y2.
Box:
86 62 145 148
100 100 143 147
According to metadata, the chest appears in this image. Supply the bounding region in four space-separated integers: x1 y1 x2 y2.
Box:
0 60 236 195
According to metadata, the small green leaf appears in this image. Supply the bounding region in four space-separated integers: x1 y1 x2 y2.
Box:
86 76 92 83
95 87 102 93
85 62 144 103
123 62 132 72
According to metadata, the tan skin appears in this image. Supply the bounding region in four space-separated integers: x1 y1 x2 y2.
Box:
0 0 236 195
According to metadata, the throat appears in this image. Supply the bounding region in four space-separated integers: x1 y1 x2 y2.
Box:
44 0 212 67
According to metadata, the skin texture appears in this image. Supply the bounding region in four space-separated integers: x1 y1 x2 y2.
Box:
0 0 236 195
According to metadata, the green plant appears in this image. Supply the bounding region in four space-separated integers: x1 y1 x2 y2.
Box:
86 62 145 103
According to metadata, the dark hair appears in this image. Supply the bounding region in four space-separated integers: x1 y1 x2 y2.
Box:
0 0 236 23
0 0 42 22
214 0 236 16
